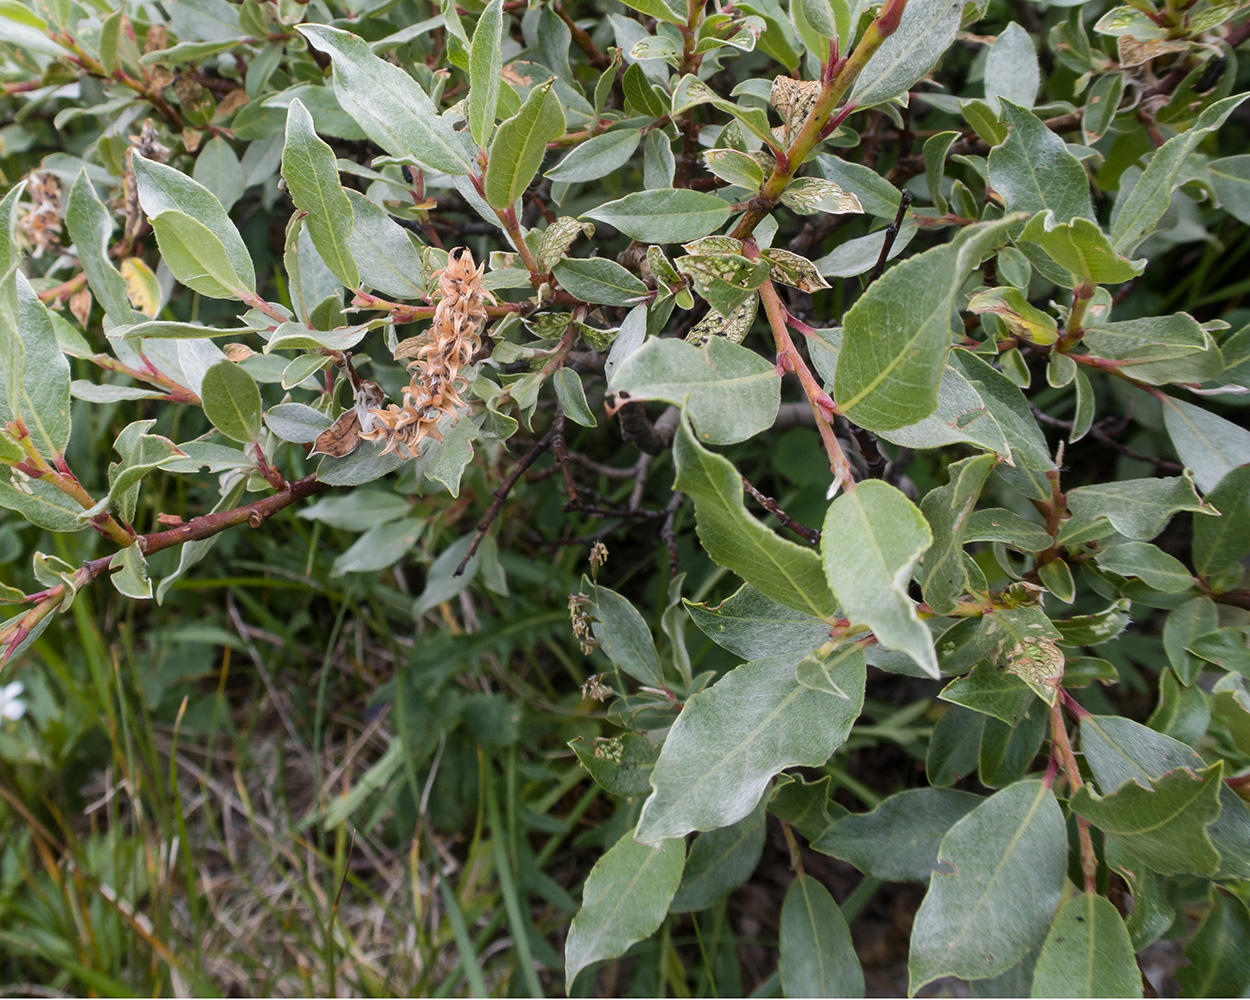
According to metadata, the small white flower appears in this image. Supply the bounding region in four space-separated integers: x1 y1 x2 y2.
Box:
0 681 26 721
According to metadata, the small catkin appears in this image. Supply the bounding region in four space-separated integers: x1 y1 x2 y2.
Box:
361 247 494 459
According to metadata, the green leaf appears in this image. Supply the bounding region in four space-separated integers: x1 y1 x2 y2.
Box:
848 0 962 108
965 508 1053 552
920 453 997 614
1083 314 1222 386
570 734 661 798
796 641 863 697
299 490 410 530
298 24 473 176
65 169 135 324
792 0 838 50
106 419 186 522
779 875 864 999
467 0 504 149
282 99 358 289
564 828 685 987
586 188 731 244
813 787 983 881
822 480 937 678
684 584 834 662
1096 541 1193 593
1070 764 1223 876
908 780 1068 992
702 148 765 190
200 360 262 444
670 801 766 913
546 129 642 183
952 349 1054 472
132 154 255 292
552 257 649 306
331 518 423 575
1019 212 1144 285
613 337 780 446
1210 155 1250 226
148 211 246 299
673 415 837 620
927 705 986 786
835 219 1016 432
635 651 864 842
265 402 332 443
870 363 1011 458
988 102 1095 224
1079 714 1203 792
193 136 245 213
585 579 664 688
109 544 152 600
1163 596 1219 685
1193 465 1250 582
940 662 1037 726
485 80 566 210
818 155 903 220
553 368 596 427
345 191 426 300
1111 94 1250 253
264 322 371 353
1161 395 1250 493
0 475 88 532
922 132 958 214
116 320 269 340
417 412 480 497
669 74 775 148
1176 892 1250 998
1189 627 1250 675
1030 893 1143 999
1082 72 1125 145
985 23 1039 111
770 774 841 841
617 0 685 26
978 699 1048 789
1065 472 1214 541
0 179 27 275
0 274 71 458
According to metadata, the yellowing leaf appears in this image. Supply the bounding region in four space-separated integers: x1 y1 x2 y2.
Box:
120 257 162 318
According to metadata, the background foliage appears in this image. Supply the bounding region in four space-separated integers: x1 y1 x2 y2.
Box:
1 0 1250 994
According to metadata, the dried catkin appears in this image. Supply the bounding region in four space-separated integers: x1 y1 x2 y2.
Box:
361 248 494 458
19 173 62 259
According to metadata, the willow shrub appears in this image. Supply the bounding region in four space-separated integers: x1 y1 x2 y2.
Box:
2 0 1250 993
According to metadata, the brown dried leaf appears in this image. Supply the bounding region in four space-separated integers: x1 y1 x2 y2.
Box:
68 286 92 328
769 76 820 144
1118 36 1189 68
215 88 249 119
144 24 167 54
310 409 362 458
686 295 758 346
762 247 832 293
393 333 432 360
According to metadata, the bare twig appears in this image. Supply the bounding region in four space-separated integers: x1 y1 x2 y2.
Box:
741 476 821 544
454 429 554 577
868 188 914 284
552 408 580 509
